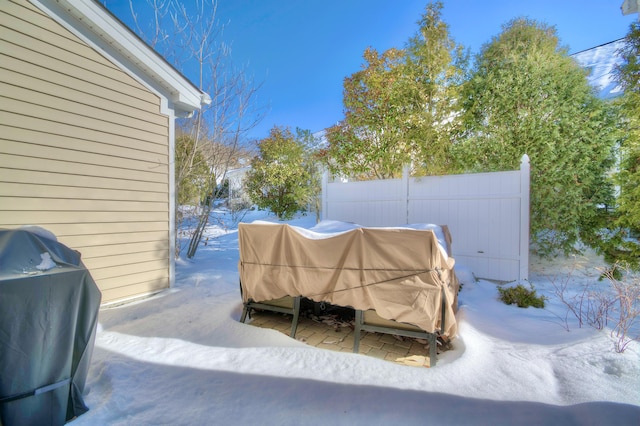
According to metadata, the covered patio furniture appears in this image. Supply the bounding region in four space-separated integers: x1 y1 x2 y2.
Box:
239 295 302 338
238 221 458 366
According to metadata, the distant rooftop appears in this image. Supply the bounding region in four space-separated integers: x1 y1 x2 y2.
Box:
571 39 626 99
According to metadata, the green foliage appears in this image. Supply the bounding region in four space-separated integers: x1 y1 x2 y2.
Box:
615 22 640 96
319 2 468 180
498 283 546 308
321 47 409 180
609 22 640 269
217 179 230 199
175 135 214 206
244 126 316 220
455 18 619 256
403 1 469 176
296 129 324 220
578 23 640 271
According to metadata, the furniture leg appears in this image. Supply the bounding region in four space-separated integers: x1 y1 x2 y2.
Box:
353 310 363 353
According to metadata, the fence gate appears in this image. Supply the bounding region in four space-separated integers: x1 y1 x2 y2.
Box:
321 155 530 282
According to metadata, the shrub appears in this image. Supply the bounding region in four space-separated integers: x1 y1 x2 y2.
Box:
244 126 315 220
598 267 640 353
552 264 640 353
498 283 546 308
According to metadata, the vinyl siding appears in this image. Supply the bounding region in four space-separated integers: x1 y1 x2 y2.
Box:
0 0 173 303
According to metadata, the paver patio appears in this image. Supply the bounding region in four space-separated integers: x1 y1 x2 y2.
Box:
244 309 442 367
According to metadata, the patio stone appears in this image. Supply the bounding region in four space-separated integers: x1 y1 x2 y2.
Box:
244 310 439 367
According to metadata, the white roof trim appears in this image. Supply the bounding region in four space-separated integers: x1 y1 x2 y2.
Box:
31 0 206 114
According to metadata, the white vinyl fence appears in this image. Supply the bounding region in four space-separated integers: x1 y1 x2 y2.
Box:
321 155 530 282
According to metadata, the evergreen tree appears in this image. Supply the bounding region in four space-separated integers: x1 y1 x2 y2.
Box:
322 47 408 180
403 1 468 176
297 129 324 221
244 126 315 220
615 22 640 233
175 135 213 206
606 22 640 270
456 18 619 256
320 2 466 179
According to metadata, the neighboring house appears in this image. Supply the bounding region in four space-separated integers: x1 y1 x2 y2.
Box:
0 0 208 303
223 165 251 206
621 0 640 17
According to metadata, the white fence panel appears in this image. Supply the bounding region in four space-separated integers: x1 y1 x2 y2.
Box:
322 177 407 227
322 155 530 282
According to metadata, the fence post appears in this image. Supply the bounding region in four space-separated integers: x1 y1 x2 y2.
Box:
402 165 410 224
520 154 530 281
321 170 329 221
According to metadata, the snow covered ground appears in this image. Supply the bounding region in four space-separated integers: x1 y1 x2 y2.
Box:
72 209 640 425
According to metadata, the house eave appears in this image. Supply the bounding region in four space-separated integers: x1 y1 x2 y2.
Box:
31 0 206 114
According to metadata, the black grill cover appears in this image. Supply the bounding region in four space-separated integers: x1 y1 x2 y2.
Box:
0 228 101 425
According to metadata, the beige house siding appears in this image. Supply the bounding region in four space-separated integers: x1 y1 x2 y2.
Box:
0 0 174 303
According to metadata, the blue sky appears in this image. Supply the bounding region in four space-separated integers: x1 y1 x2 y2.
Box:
105 1 637 141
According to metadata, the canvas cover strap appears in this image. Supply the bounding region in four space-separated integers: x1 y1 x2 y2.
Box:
0 378 71 403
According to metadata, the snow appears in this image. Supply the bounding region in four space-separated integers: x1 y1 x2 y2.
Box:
35 252 56 271
252 219 450 258
19 225 58 242
72 210 640 425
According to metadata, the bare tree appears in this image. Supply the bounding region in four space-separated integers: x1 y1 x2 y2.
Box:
551 263 640 353
119 0 264 258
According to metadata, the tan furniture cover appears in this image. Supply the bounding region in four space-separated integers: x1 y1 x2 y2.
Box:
238 223 459 337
